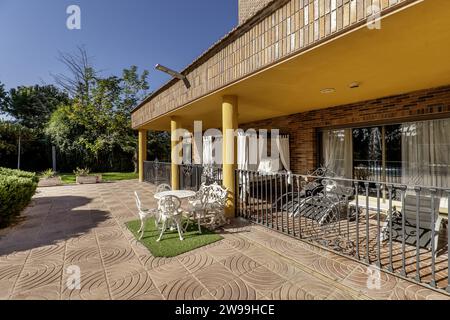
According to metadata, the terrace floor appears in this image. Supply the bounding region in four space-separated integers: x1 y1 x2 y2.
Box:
0 180 448 300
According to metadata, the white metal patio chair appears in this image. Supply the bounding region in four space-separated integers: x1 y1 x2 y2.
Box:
185 183 209 234
157 195 184 242
134 191 159 240
153 183 172 229
156 183 172 193
204 183 229 230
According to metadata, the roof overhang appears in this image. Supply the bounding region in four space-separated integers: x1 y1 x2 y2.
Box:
138 0 450 131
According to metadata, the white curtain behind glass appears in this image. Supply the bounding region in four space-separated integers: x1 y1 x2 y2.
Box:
202 136 213 165
401 119 450 188
182 134 192 164
237 132 248 170
322 129 353 178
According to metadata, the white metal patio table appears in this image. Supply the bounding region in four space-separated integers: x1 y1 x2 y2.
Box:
154 190 196 200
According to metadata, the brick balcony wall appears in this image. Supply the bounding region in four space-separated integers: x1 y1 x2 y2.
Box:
132 0 416 129
241 85 450 175
239 0 274 24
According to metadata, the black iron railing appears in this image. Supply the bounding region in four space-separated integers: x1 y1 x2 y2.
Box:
235 168 450 294
179 164 223 191
143 160 171 185
143 161 223 191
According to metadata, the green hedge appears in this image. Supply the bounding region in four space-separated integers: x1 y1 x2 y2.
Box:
0 168 38 228
0 167 38 183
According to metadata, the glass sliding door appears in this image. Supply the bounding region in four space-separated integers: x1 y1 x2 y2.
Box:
320 117 450 188
321 129 353 178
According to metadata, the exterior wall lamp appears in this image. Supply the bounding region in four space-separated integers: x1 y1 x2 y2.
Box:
155 64 191 89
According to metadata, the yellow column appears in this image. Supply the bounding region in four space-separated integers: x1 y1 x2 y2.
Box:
138 129 147 183
171 117 180 190
222 95 238 218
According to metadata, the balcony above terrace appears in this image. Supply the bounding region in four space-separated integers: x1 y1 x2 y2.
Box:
132 0 450 131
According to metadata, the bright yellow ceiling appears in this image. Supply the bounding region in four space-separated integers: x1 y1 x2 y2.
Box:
141 0 450 131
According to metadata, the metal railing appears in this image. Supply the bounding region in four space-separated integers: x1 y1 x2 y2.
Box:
180 164 223 191
143 161 223 191
143 160 171 185
353 160 402 184
235 168 450 293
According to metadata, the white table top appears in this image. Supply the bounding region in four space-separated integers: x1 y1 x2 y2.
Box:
154 190 196 200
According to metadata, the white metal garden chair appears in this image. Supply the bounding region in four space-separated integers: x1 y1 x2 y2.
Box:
134 191 159 240
204 183 229 230
156 183 172 193
185 183 210 234
157 195 184 242
152 183 172 229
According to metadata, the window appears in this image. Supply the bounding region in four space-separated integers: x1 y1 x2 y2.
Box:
321 118 450 188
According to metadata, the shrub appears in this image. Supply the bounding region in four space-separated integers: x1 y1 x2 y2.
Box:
41 168 58 179
0 168 38 228
0 167 38 183
73 167 91 177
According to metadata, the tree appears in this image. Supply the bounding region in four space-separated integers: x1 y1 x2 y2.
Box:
52 46 96 108
0 82 8 108
0 121 35 169
47 48 158 172
0 84 69 129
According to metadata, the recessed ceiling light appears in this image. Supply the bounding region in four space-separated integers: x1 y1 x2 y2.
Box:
349 82 360 89
320 88 336 94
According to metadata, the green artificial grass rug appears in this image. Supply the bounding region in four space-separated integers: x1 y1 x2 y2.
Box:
126 218 223 257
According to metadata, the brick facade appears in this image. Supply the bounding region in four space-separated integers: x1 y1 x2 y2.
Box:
239 0 273 24
132 0 415 128
242 85 450 175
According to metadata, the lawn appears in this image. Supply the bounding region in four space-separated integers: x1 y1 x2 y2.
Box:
126 218 223 257
60 172 138 184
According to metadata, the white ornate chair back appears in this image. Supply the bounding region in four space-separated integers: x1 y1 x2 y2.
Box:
158 195 181 218
156 183 172 193
207 183 228 207
134 191 144 213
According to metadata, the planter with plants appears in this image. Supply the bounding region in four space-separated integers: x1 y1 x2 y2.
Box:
74 168 102 184
38 169 62 187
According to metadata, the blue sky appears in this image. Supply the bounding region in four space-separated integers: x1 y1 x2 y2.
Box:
0 0 237 91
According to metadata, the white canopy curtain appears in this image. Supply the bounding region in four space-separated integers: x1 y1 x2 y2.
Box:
322 129 353 178
401 118 450 188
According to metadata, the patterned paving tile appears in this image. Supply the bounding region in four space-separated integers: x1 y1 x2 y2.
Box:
140 255 174 270
131 289 165 300
241 246 301 279
11 284 61 300
210 276 259 300
309 256 355 282
61 269 110 300
100 245 137 268
220 253 260 276
159 275 209 300
194 263 238 292
203 242 238 262
150 260 189 288
240 266 287 296
341 265 400 300
389 279 450 300
178 252 215 274
109 270 155 300
1 180 448 300
105 261 149 283
15 262 63 292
